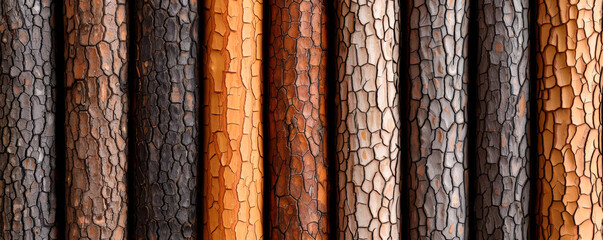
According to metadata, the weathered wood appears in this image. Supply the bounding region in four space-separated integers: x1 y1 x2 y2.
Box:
474 0 531 238
335 0 401 238
405 0 470 238
0 0 57 238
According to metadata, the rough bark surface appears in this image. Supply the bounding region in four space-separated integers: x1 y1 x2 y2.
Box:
536 0 603 239
335 0 400 239
267 0 329 238
405 0 470 238
133 0 199 239
64 0 128 239
0 0 57 239
474 0 530 239
202 0 264 238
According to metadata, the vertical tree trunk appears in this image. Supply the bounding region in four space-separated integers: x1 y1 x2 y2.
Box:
405 0 469 238
335 0 400 239
267 0 329 239
202 0 264 238
0 1 57 238
133 0 199 239
474 0 530 239
536 0 603 239
64 0 128 238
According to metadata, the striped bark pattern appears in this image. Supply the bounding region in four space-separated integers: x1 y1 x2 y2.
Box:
64 0 128 238
474 0 530 238
406 0 469 238
335 0 400 239
133 0 199 239
202 0 264 238
0 0 57 238
536 0 603 239
267 0 329 238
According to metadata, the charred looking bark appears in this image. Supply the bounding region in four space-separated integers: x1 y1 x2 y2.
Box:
0 0 57 238
132 0 200 239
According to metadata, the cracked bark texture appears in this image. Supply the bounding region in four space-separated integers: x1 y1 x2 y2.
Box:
474 0 530 239
335 0 400 239
536 0 603 239
267 0 329 238
405 0 469 238
202 0 264 238
0 0 57 239
133 0 199 239
64 0 128 239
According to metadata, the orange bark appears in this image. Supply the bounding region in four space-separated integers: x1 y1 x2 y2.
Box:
202 0 264 238
536 0 603 239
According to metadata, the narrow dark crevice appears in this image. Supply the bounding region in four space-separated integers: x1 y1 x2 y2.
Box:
262 0 271 238
399 0 410 238
529 0 539 238
53 0 66 239
197 0 206 237
325 0 338 237
466 0 480 239
126 0 138 239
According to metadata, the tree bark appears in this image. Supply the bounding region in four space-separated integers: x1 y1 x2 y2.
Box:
405 0 469 238
64 0 128 238
132 0 199 239
0 0 57 238
202 0 264 238
267 0 329 238
535 0 603 239
474 0 531 239
335 0 400 239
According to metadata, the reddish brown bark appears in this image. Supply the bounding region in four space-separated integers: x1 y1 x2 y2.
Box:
64 0 128 239
267 0 329 239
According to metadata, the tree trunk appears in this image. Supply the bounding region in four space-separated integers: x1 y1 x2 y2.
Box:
335 0 400 238
535 0 603 239
202 0 264 238
267 0 329 238
405 0 469 238
0 0 57 238
132 0 199 239
64 0 128 238
474 0 531 239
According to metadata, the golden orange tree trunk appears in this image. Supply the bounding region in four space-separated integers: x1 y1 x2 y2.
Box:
405 0 469 238
132 0 199 239
474 0 531 238
64 0 128 238
267 0 329 239
335 0 400 238
536 0 603 239
202 0 264 238
0 0 57 238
